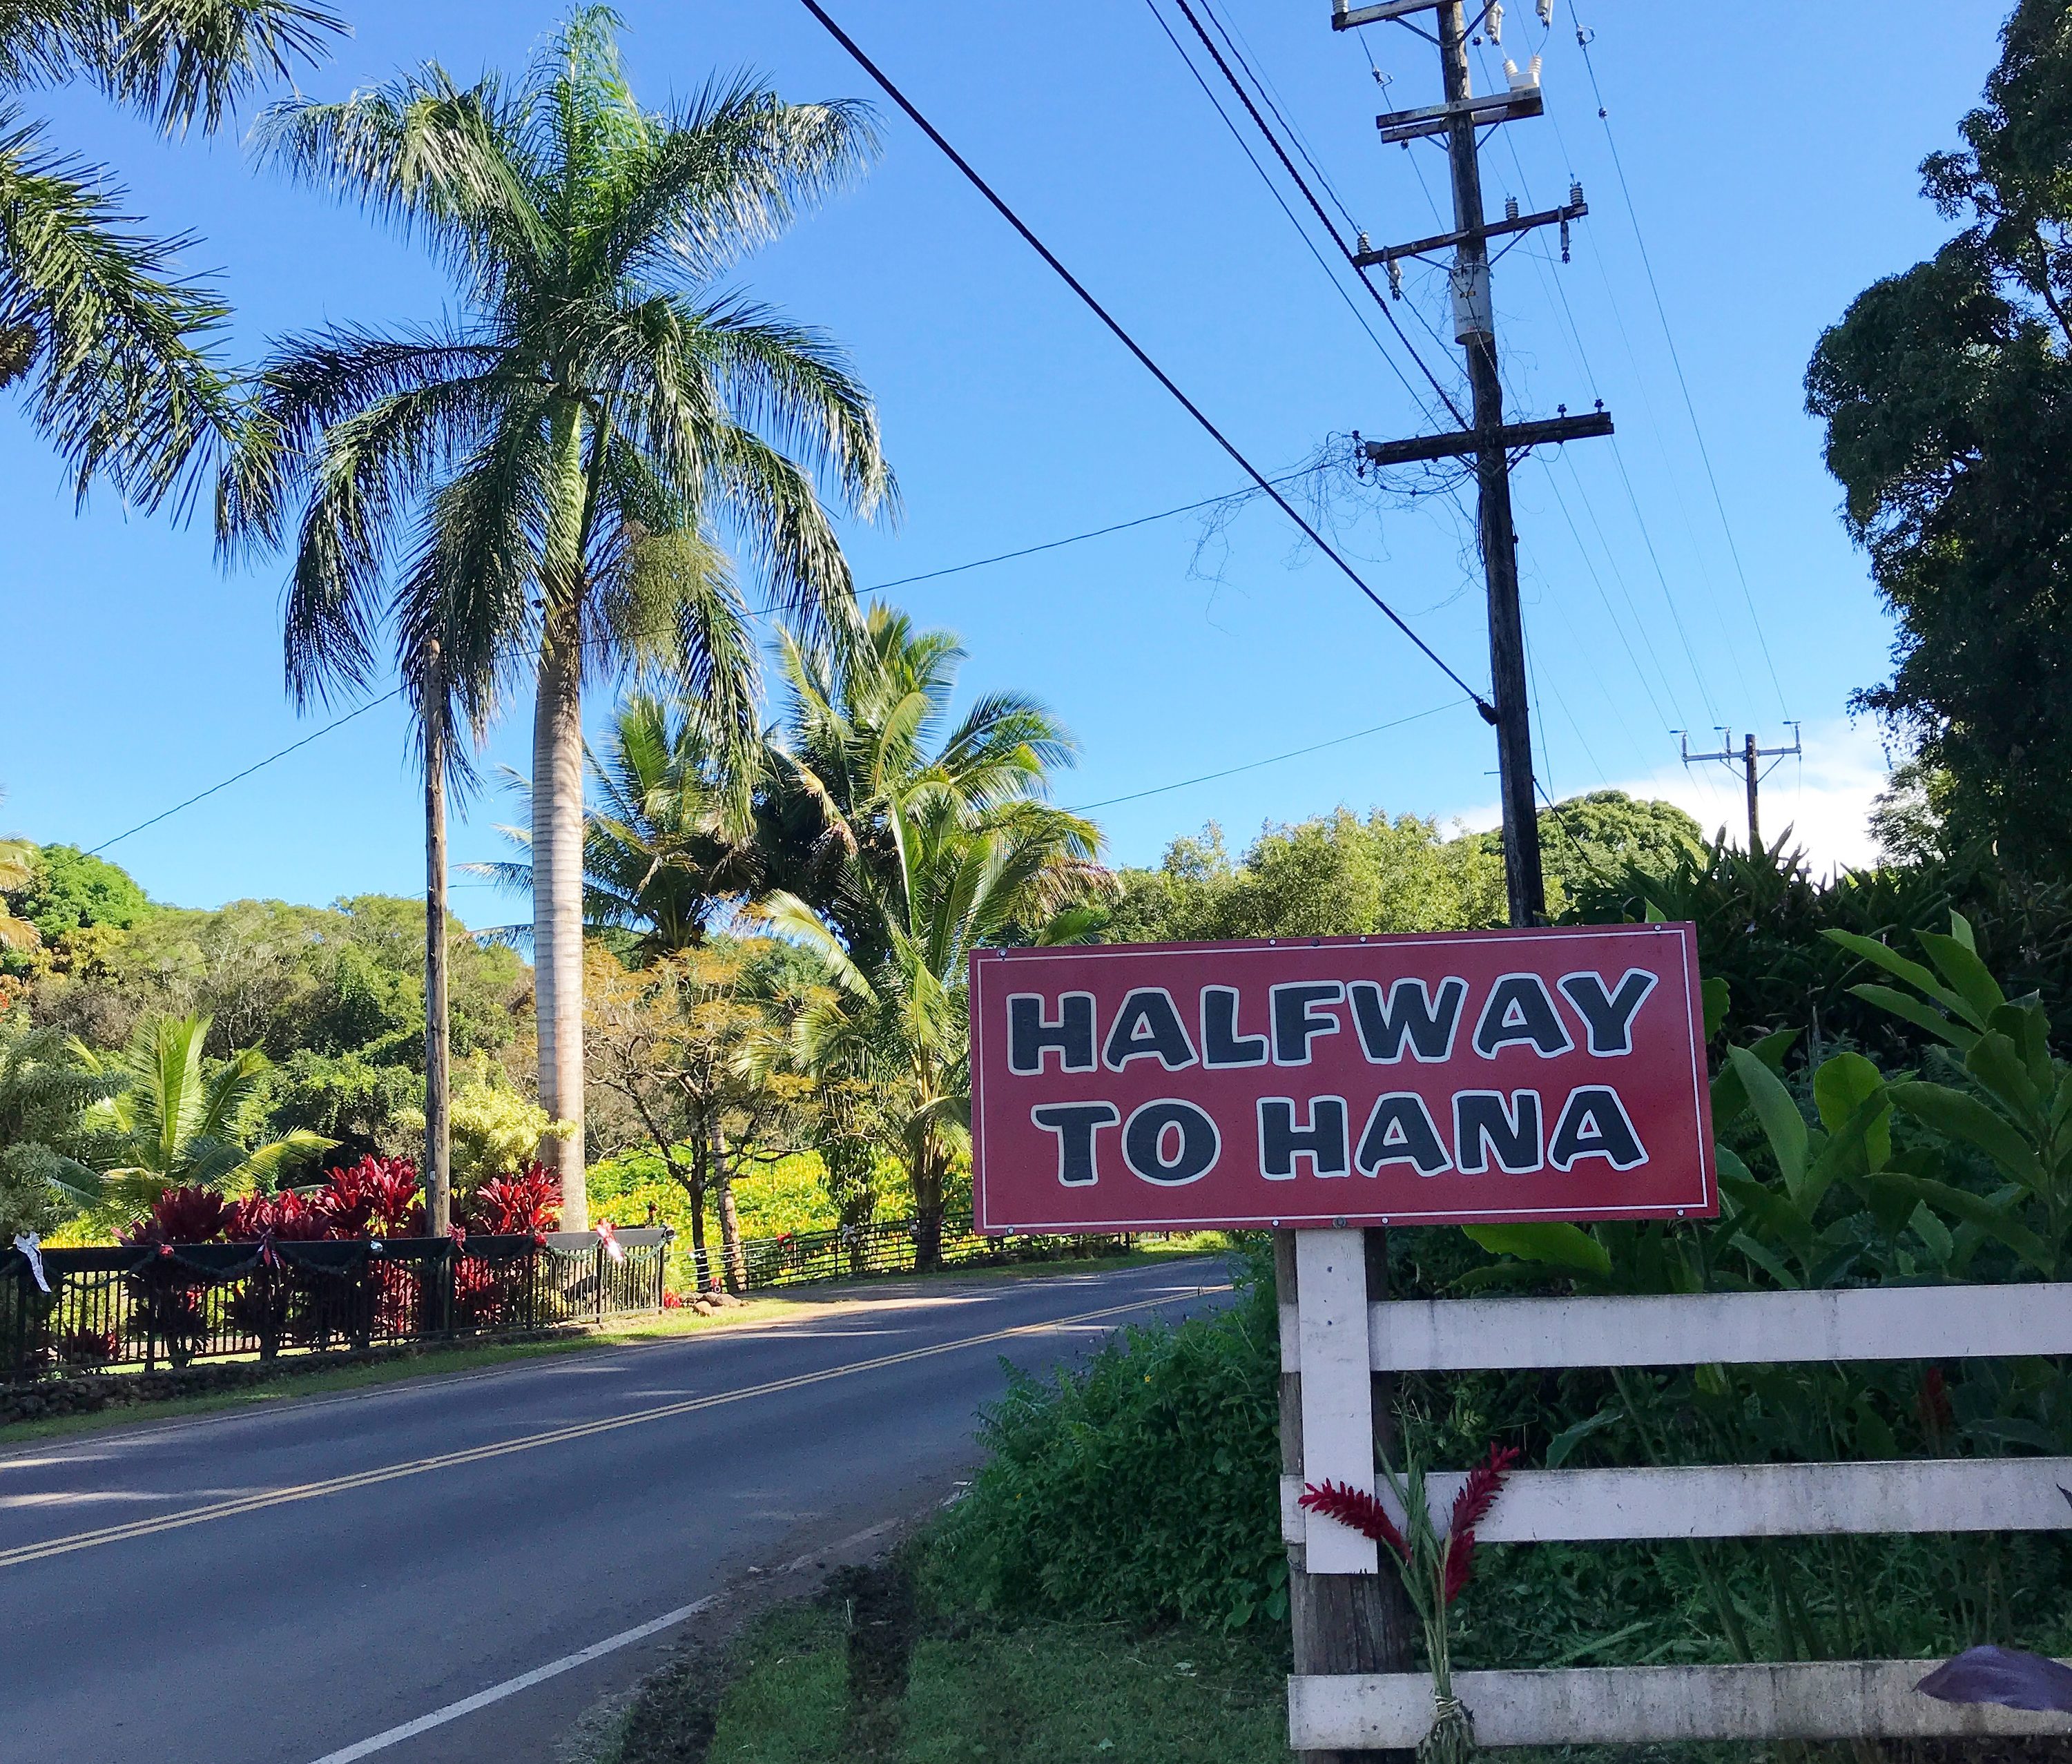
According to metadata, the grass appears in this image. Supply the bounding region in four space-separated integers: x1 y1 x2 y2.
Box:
597 1558 1287 1764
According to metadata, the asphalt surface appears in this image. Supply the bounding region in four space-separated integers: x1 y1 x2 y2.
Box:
0 1257 1230 1764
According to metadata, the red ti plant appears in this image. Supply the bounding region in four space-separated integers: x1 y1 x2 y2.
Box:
1301 1442 1519 1763
314 1154 420 1238
119 1185 230 1247
222 1189 336 1243
467 1165 561 1236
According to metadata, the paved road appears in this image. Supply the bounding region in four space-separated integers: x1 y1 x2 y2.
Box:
0 1259 1229 1764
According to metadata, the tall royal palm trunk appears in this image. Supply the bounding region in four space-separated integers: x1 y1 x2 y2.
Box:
423 641 452 1235
533 400 592 1229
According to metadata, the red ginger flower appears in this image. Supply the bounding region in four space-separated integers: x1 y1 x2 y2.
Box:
1300 1440 1518 1605
1442 1442 1520 1602
1297 1480 1411 1563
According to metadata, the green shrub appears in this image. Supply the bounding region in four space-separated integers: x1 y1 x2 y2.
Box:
932 1243 1284 1632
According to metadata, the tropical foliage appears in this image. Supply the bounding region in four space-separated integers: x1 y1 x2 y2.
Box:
1808 0 2072 869
77 1012 331 1212
220 7 896 1226
0 0 340 505
0 1012 109 1236
754 608 1103 1266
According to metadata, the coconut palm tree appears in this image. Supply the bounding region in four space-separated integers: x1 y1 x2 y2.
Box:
761 794 1102 1269
78 1013 331 1213
475 690 765 963
0 0 339 505
763 604 1103 965
219 10 895 1228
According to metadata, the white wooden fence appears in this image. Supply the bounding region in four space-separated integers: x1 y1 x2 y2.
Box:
1283 1231 2072 1750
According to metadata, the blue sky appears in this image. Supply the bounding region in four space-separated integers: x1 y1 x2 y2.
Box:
0 1 2004 922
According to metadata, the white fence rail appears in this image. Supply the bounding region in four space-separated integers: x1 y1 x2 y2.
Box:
1281 1457 2072 1544
1278 1281 2072 1372
1282 1234 2072 1750
1289 1662 2072 1749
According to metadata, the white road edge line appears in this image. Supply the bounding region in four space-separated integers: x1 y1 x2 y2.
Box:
302 1514 907 1764
304 1593 719 1763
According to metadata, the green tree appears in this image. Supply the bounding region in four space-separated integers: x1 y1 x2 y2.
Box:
763 604 1102 962
220 10 894 1228
1805 0 2072 868
1108 810 1507 943
479 692 763 962
0 1012 109 1237
764 793 1101 1270
0 0 339 504
1531 791 1705 903
79 1011 331 1212
3 844 153 953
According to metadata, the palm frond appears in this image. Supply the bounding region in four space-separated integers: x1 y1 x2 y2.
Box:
0 106 233 507
106 0 345 137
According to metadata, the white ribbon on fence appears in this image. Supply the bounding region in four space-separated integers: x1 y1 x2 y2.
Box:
12 1232 50 1295
596 1220 626 1264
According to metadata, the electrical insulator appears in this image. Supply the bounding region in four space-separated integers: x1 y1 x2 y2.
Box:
1386 260 1403 300
1487 1 1504 44
1569 178 1585 207
1504 55 1542 92
1504 195 1520 222
1357 231 1371 255
1559 218 1571 262
1538 0 1553 22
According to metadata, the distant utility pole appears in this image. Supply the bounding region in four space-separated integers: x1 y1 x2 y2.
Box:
1337 0 1609 930
1679 724 1804 853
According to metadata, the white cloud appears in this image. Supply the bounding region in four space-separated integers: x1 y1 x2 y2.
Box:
1451 718 1896 878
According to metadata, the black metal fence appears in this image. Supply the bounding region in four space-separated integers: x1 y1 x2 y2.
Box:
724 1214 1136 1291
1 1229 670 1381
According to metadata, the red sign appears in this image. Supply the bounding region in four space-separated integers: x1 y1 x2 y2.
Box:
969 923 1714 1233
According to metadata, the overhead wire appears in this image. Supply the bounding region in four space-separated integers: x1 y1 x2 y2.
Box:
1564 8 1788 715
1460 31 1724 731
1141 0 1455 425
79 475 1313 855
1161 0 1471 429
794 0 1496 720
85 691 404 855
1063 699 1463 812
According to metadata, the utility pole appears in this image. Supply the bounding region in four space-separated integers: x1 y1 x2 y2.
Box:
1337 0 1609 930
1679 724 1803 853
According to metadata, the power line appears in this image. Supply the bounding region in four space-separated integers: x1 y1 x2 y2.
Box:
1064 699 1462 811
75 477 1321 855
793 0 1495 720
1569 5 1788 717
85 690 404 855
863 469 1309 592
1142 0 1452 425
1163 0 1471 429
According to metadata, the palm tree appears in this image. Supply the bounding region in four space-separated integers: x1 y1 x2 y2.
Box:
220 9 894 1230
763 605 1103 965
0 0 339 506
476 691 765 963
78 1013 331 1213
762 795 1102 1269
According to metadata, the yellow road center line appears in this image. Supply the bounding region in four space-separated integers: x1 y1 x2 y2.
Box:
0 1287 1221 1570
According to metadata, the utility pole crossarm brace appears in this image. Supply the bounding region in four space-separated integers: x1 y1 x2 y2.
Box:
1353 193 1586 268
1362 409 1612 468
